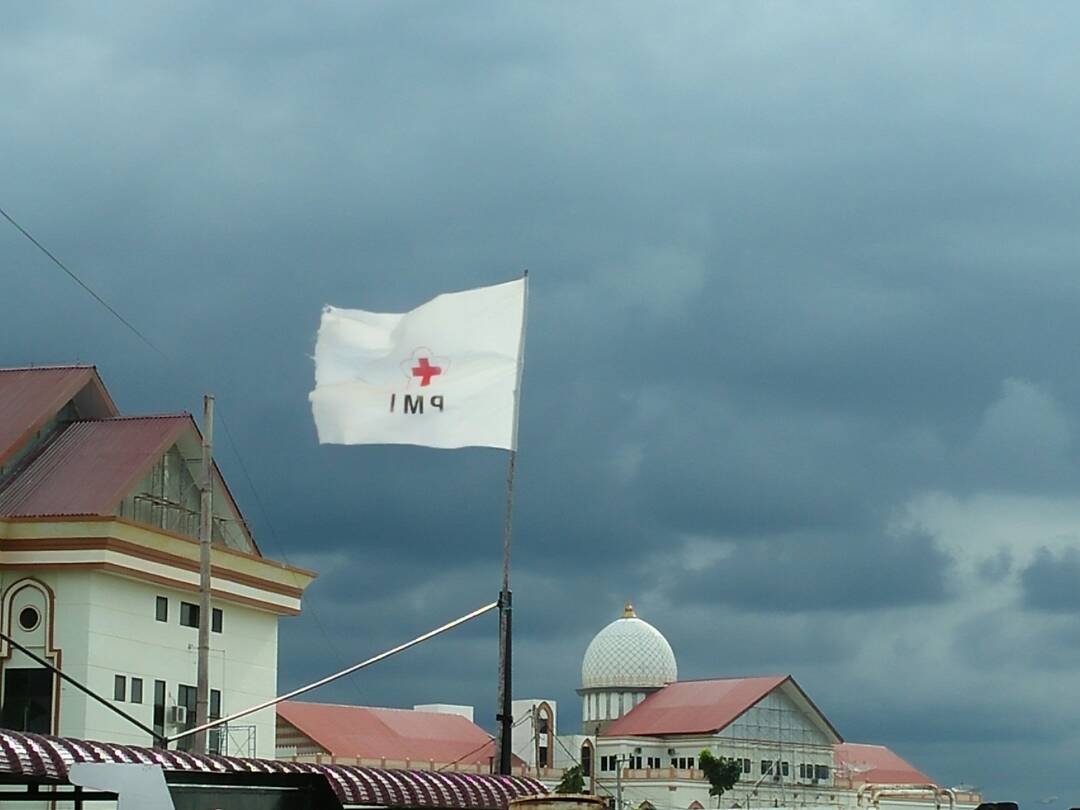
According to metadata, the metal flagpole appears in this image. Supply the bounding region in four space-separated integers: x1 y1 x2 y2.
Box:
495 271 528 775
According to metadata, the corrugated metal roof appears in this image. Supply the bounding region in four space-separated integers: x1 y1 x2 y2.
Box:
0 366 117 466
600 676 789 737
0 416 189 517
278 702 503 767
0 729 545 808
833 743 932 785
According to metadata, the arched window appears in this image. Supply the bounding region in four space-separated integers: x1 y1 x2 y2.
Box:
581 739 594 781
534 702 555 768
1 578 58 735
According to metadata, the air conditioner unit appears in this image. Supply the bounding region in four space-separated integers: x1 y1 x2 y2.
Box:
169 705 188 725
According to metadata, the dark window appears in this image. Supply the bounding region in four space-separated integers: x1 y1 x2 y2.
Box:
761 760 773 775
114 675 126 701
180 602 199 628
743 758 752 774
1 668 53 733
670 758 678 767
153 680 166 745
686 757 694 769
176 684 197 752
581 744 592 777
539 746 549 767
815 765 830 781
130 678 143 704
155 597 168 622
211 608 223 633
18 606 40 631
781 761 789 777
208 689 223 755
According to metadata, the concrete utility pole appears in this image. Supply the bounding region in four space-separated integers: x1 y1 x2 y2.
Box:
194 394 214 753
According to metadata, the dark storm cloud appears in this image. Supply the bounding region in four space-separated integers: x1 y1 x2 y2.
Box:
6 3 1080 805
664 531 953 612
1020 547 1080 612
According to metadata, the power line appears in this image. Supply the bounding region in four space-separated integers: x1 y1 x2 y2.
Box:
0 205 168 360
1 202 364 700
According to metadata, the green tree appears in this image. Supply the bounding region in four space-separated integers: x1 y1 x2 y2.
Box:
555 764 585 794
698 750 741 807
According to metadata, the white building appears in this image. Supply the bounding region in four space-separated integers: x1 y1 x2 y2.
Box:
519 603 980 810
0 365 315 758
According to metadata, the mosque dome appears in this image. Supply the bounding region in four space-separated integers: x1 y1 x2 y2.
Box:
580 603 677 690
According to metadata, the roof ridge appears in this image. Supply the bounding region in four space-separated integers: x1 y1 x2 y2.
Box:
73 413 192 423
0 364 97 372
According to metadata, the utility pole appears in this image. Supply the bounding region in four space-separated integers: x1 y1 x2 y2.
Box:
194 394 214 753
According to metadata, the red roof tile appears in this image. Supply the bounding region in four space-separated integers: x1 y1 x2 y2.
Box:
601 676 789 737
278 702 504 766
0 728 545 808
0 366 117 466
0 416 189 517
833 743 932 785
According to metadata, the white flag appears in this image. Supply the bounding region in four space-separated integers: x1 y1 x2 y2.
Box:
310 277 527 450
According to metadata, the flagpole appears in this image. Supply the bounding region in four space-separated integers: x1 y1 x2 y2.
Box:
496 271 528 775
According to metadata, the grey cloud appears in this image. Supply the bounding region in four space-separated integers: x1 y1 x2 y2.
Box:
1020 546 1080 612
663 531 953 613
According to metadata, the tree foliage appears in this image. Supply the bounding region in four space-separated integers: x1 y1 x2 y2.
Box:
555 764 586 794
698 749 741 805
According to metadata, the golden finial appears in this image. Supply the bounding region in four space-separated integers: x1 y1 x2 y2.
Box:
622 601 637 618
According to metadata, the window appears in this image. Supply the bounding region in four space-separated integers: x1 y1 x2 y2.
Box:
155 596 168 622
781 761 789 777
176 684 197 751
539 746 549 767
581 743 592 777
180 602 199 628
130 678 143 704
814 765 830 781
761 760 773 775
687 757 694 770
209 689 223 755
211 608 223 633
114 675 126 701
670 758 678 768
153 680 166 746
742 758 752 774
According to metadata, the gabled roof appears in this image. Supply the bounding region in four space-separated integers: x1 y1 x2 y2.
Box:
834 743 932 785
278 701 510 766
600 676 842 743
0 416 190 517
0 366 117 466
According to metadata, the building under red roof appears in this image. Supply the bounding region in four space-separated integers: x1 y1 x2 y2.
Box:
600 675 842 742
277 701 523 768
833 742 932 785
0 365 117 467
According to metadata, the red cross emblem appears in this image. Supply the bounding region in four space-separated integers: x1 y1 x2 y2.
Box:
401 348 449 388
411 357 442 387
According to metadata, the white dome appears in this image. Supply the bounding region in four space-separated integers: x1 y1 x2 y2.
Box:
580 604 677 690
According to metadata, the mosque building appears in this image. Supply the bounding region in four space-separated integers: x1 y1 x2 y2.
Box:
513 603 980 810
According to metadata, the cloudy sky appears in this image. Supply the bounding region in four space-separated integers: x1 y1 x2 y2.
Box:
5 2 1080 804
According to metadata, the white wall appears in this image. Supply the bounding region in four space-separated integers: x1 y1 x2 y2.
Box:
2 569 280 759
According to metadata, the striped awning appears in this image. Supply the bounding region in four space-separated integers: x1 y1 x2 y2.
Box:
0 730 546 808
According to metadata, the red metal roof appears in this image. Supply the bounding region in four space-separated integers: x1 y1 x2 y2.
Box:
279 702 506 766
0 416 189 517
600 676 789 737
833 743 932 785
0 729 544 808
0 366 117 466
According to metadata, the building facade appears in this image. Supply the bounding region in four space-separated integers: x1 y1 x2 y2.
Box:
522 603 981 810
0 365 315 758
